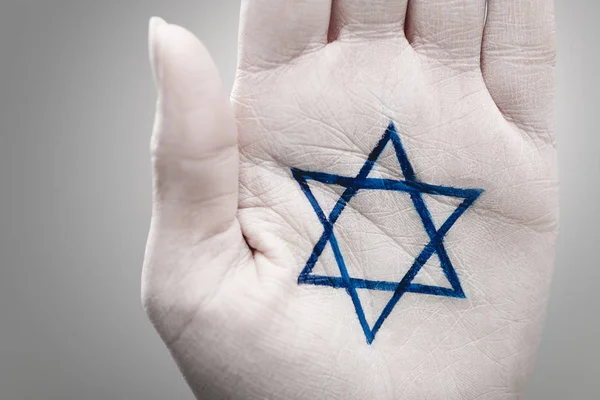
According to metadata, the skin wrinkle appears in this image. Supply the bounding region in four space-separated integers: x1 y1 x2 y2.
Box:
238 199 314 257
237 43 327 74
153 135 238 173
241 103 516 198
413 47 484 75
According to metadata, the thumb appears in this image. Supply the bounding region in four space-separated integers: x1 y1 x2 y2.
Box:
149 17 239 234
142 18 250 326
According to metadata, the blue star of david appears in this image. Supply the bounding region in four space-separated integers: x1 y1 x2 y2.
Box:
291 121 484 344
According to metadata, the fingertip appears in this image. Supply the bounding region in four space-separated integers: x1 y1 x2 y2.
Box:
157 23 215 72
149 16 168 87
155 23 225 113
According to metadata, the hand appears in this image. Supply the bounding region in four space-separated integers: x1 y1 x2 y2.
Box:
142 1 557 399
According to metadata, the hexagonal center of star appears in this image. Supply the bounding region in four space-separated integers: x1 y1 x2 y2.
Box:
308 182 464 289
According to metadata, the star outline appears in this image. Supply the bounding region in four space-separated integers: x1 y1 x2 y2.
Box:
292 121 483 344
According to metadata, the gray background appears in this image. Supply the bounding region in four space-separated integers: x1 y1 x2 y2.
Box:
0 1 597 399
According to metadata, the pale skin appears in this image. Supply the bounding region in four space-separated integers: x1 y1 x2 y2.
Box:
142 1 557 399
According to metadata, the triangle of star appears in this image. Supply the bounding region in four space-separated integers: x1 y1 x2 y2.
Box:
291 121 484 344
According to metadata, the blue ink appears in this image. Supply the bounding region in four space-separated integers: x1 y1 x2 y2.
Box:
292 121 483 344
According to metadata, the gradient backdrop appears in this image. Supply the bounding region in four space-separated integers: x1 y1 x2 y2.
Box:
0 1 598 399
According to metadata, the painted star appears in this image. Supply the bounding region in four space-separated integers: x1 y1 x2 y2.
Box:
291 121 484 344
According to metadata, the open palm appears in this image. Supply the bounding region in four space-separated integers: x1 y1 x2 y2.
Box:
142 0 557 399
